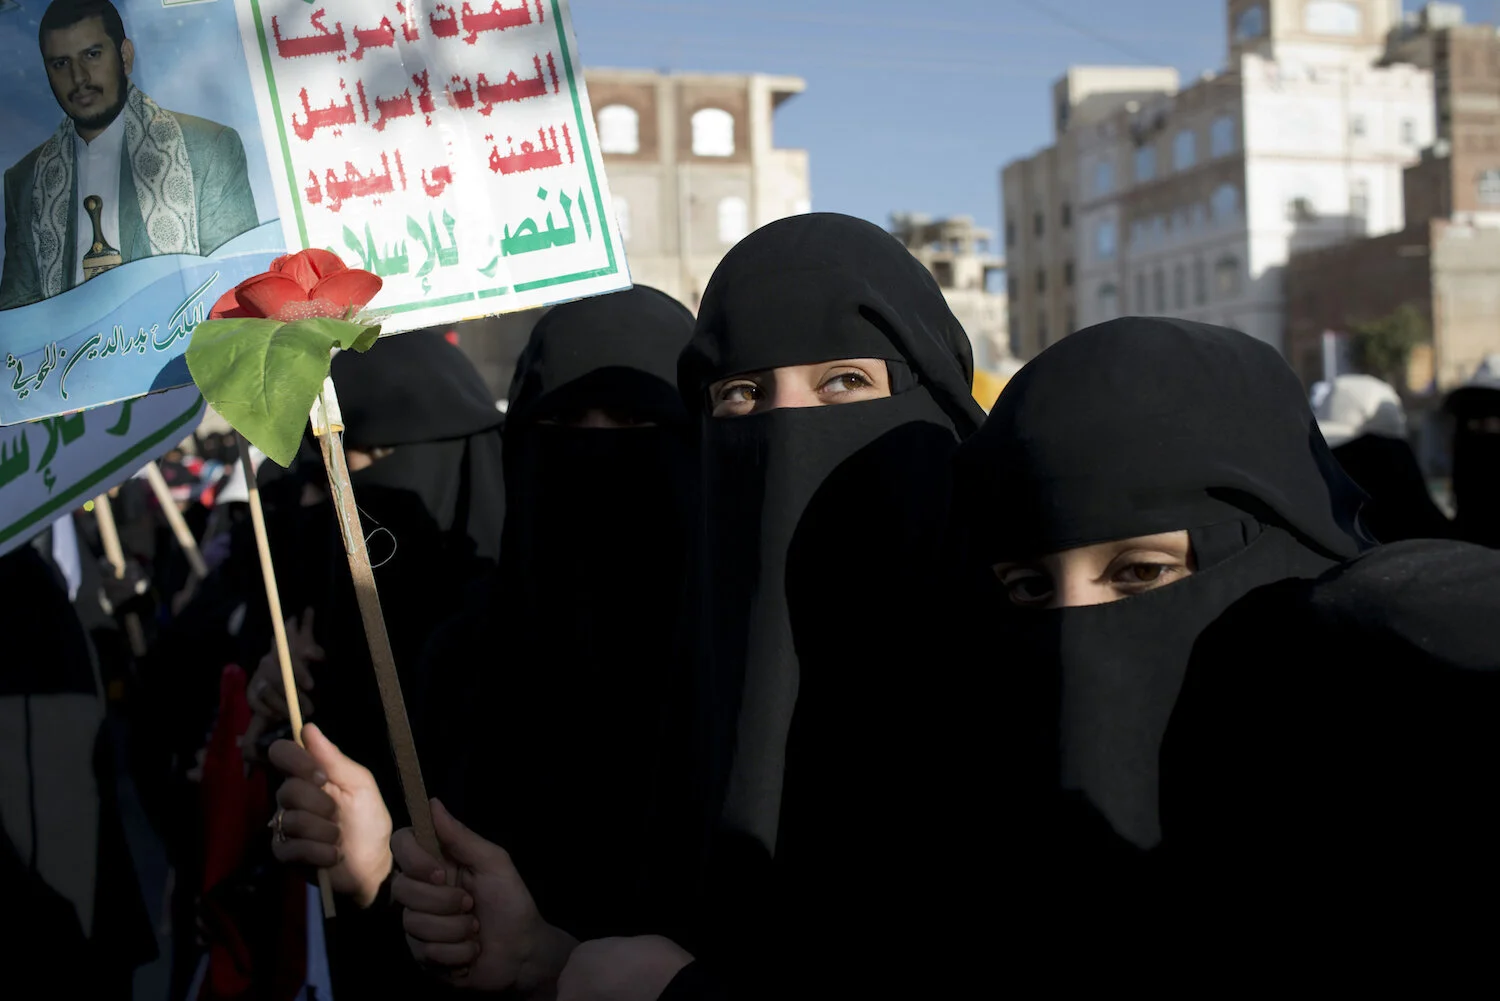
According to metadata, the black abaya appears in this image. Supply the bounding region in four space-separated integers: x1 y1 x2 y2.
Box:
672 213 985 996
420 286 699 943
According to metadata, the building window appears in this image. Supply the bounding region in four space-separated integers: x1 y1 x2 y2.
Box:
598 105 641 155
1064 260 1075 287
1135 145 1157 183
1034 212 1045 237
614 195 631 242
1135 273 1147 312
1479 169 1500 205
1350 115 1367 139
691 108 736 157
1215 255 1242 298
1173 130 1197 171
1211 183 1240 221
1062 203 1073 228
1193 257 1207 305
1210 116 1236 158
1095 219 1117 259
1152 269 1166 312
1235 5 1266 42
717 196 749 244
1094 160 1115 196
1098 282 1119 319
1401 119 1417 146
1005 220 1016 247
1036 268 1047 293
1305 1 1361 36
1173 264 1187 310
1350 178 1370 217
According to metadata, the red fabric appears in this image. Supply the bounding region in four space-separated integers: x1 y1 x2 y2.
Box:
196 665 308 1000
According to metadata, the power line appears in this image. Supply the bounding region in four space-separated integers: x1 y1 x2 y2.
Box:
1006 0 1177 66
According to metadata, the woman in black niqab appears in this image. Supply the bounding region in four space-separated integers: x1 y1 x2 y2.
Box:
953 317 1372 944
672 213 985 996
419 286 699 943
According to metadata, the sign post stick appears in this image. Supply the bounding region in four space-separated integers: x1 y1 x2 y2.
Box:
93 492 148 657
310 378 440 859
142 462 209 580
236 434 337 918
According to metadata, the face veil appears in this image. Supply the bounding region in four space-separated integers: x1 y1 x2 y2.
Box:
676 213 985 989
953 318 1370 901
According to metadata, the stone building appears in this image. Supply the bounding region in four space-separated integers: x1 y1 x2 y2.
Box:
1285 3 1500 394
1002 0 1433 359
458 69 812 399
889 213 1011 372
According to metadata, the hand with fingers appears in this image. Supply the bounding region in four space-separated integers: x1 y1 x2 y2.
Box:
392 799 579 996
267 723 393 909
247 607 324 723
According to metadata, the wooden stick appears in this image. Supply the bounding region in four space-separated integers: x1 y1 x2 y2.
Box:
142 462 209 580
313 382 440 860
93 492 147 657
236 435 337 919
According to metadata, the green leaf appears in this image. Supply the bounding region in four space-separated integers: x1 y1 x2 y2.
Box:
186 317 334 466
350 325 381 352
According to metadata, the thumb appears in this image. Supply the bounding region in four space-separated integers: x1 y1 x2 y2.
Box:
302 724 369 790
432 799 509 872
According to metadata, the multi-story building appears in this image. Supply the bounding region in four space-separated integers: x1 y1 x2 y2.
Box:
1286 3 1500 393
459 69 812 398
890 213 1011 372
1003 0 1434 359
1003 67 1181 359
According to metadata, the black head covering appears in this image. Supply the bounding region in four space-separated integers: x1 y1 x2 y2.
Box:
419 286 699 942
953 318 1371 918
1162 540 1500 940
1331 434 1453 543
677 213 985 994
1445 384 1500 548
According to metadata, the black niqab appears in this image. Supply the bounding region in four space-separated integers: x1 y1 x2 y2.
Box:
1330 433 1453 542
1446 384 1500 548
953 318 1370 918
420 287 698 942
677 213 984 994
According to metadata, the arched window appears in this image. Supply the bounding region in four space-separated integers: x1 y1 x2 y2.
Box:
1305 1 1361 36
1173 264 1187 309
1098 282 1119 320
717 196 749 245
1152 268 1166 312
1210 116 1237 158
692 108 735 157
1094 160 1115 196
613 195 631 242
1211 183 1240 221
1173 130 1197 171
598 105 640 155
1193 257 1207 305
1215 255 1242 299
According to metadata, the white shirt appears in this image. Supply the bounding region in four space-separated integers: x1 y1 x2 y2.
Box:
72 114 125 288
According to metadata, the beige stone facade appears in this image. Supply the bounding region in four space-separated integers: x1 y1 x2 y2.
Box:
890 214 1010 371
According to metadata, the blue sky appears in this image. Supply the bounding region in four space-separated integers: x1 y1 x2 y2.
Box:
571 0 1491 245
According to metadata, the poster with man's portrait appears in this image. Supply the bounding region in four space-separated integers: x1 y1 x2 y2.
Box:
0 0 284 423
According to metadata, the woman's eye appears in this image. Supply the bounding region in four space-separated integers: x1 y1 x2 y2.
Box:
718 382 760 403
821 372 871 394
998 570 1052 606
1112 562 1182 588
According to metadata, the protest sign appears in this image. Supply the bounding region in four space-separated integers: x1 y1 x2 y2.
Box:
234 0 629 328
0 0 285 425
0 384 205 558
1 0 627 424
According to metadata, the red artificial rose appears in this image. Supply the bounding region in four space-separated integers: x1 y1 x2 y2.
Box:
210 248 382 322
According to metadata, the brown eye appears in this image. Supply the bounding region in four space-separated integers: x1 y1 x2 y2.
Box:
1126 563 1166 583
822 372 871 394
997 568 1053 607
